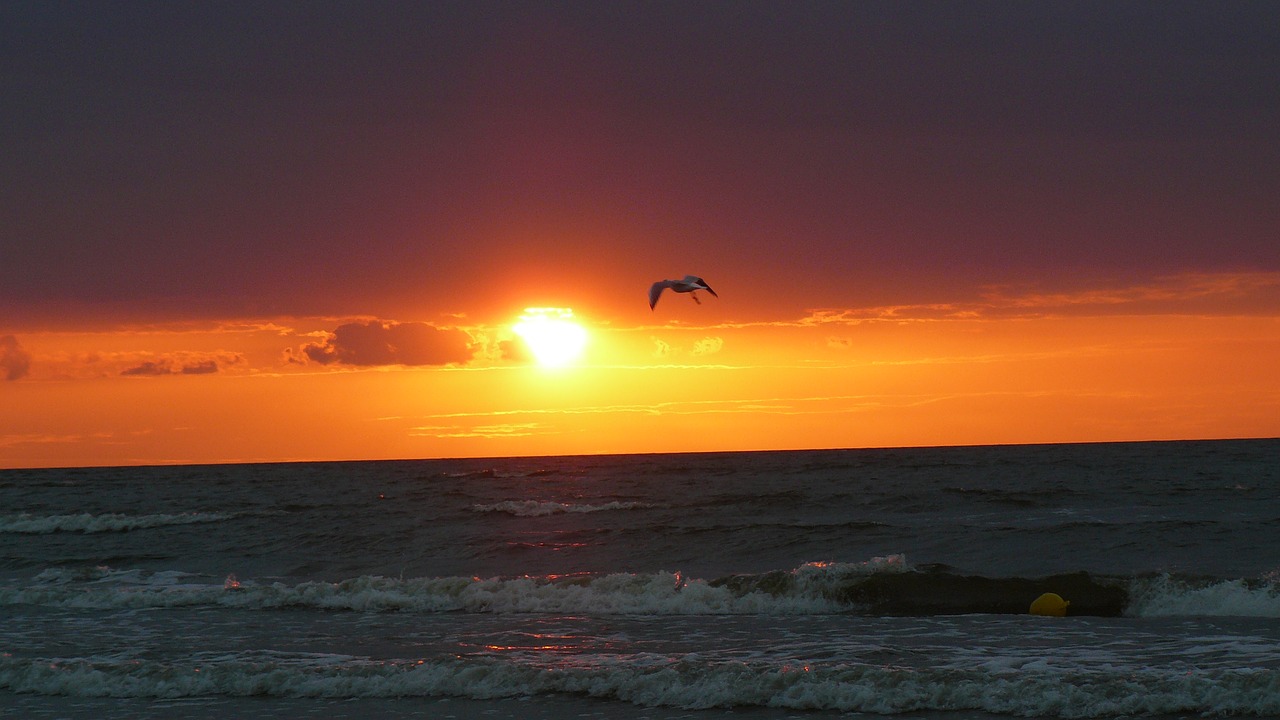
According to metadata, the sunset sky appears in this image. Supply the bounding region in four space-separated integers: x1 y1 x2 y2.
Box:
3 1 1278 468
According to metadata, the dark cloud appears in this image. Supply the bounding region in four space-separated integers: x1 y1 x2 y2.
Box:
120 354 242 376
120 361 172 377
1 335 32 380
301 320 472 367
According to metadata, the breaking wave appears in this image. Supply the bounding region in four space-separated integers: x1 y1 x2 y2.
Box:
4 555 1277 618
0 512 235 534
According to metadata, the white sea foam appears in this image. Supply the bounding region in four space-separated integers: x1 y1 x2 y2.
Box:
0 558 912 615
0 512 234 534
1 567 840 615
1127 575 1280 618
471 500 657 517
793 555 910 580
2 652 1278 717
8 560 1277 620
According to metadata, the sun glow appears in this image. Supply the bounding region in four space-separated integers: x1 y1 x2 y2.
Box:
513 307 588 368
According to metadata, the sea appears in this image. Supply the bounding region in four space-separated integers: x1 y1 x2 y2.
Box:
2 438 1278 719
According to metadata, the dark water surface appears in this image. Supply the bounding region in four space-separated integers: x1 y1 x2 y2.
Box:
3 439 1278 717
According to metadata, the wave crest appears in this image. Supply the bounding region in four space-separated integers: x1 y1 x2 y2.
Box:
5 560 1278 619
1127 575 1280 618
0 512 234 534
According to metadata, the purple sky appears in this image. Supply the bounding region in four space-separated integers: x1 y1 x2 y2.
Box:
3 1 1277 328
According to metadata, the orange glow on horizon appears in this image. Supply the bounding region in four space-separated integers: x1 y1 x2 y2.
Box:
1 276 1278 468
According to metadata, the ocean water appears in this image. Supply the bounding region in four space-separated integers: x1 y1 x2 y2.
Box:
1 439 1278 719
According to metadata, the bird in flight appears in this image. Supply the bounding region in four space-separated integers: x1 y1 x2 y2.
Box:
649 275 718 310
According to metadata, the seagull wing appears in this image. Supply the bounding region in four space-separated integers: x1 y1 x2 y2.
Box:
687 276 718 298
648 281 668 310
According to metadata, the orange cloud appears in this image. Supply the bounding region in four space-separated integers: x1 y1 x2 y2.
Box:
1 335 31 380
795 272 1280 327
409 422 552 439
0 432 84 448
497 338 531 363
692 336 725 356
980 271 1280 313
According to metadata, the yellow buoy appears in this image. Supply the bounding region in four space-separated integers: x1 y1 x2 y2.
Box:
1030 592 1070 617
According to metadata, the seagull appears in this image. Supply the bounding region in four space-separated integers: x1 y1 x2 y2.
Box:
649 275 718 310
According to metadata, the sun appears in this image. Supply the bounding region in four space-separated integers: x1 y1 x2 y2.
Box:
513 308 588 368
